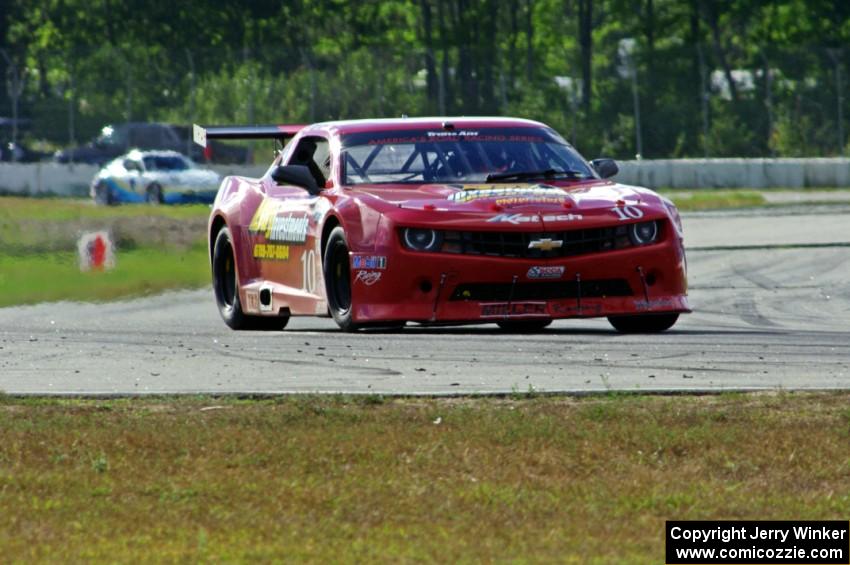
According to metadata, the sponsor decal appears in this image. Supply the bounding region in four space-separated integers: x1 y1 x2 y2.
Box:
249 200 282 233
354 270 382 286
426 130 479 138
634 297 677 311
448 184 564 203
495 196 569 207
351 255 387 269
480 302 547 318
245 290 260 312
249 200 309 243
528 238 563 251
452 183 551 191
266 214 309 243
365 134 544 146
527 265 565 279
488 213 583 224
253 243 290 261
550 302 603 316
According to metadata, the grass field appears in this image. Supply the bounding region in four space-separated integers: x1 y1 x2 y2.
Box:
0 197 211 305
659 189 766 211
0 245 210 307
0 393 847 562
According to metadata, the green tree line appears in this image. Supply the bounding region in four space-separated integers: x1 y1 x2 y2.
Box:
1 0 849 159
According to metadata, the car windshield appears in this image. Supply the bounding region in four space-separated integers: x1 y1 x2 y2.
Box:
340 126 595 185
142 155 190 171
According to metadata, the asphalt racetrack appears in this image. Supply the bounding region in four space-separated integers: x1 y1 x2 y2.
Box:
1 205 848 395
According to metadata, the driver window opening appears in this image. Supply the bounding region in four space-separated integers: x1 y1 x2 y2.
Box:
288 136 329 187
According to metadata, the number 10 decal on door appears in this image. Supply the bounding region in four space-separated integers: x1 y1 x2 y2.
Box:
301 250 317 293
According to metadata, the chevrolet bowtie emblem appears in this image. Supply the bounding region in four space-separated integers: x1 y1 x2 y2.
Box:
528 238 564 251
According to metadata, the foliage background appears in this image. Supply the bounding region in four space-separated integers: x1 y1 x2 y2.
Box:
0 0 848 159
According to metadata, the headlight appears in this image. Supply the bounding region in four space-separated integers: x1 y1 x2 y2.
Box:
402 228 442 252
629 221 659 245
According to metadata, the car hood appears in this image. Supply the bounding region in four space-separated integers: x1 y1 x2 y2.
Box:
348 180 668 228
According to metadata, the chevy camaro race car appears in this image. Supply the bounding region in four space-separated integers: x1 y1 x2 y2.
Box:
91 149 220 205
194 117 689 332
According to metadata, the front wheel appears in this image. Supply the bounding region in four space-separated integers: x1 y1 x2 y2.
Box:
323 227 359 332
146 183 164 205
212 227 289 331
608 313 679 333
93 181 114 206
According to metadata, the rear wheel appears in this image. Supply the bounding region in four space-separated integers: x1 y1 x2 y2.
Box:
93 181 114 205
496 319 553 332
607 313 679 333
212 227 289 331
146 183 163 205
324 227 360 332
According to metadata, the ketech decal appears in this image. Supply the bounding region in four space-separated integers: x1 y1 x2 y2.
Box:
249 200 309 243
480 302 548 318
527 265 565 279
488 213 583 224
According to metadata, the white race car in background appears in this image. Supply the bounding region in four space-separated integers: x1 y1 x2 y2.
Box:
90 149 220 205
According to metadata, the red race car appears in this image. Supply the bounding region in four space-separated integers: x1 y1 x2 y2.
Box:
194 117 689 332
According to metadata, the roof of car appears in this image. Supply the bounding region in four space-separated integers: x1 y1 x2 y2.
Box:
307 116 547 136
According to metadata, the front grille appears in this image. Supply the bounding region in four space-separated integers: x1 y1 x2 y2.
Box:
449 279 633 301
440 225 639 259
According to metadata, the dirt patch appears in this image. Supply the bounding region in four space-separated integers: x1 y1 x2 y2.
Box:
5 215 208 253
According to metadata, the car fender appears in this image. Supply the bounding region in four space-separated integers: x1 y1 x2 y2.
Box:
209 176 263 284
328 194 382 254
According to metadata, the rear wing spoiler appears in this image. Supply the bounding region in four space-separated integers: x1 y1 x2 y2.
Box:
192 124 305 148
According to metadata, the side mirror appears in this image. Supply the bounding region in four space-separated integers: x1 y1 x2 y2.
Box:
271 164 320 195
591 158 618 179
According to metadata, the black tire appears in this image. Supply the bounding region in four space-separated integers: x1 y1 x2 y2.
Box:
496 319 553 332
607 313 679 333
212 227 289 331
323 226 360 332
146 183 163 205
93 181 114 206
